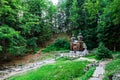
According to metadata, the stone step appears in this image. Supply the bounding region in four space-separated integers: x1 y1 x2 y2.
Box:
93 67 105 77
89 77 101 80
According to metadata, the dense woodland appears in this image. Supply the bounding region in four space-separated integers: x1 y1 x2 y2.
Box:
0 0 120 60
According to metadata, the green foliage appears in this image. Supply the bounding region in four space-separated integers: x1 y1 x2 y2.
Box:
97 0 120 51
0 25 19 39
85 49 98 59
58 0 120 51
78 67 95 80
9 61 89 80
56 57 69 62
83 28 98 49
115 54 120 59
85 54 96 59
113 52 120 59
58 0 99 49
38 26 52 45
104 59 120 80
42 38 70 52
0 0 120 59
42 44 56 53
54 38 70 50
8 46 26 55
96 43 112 60
0 45 2 51
0 0 57 59
69 0 79 28
27 37 38 52
0 25 26 56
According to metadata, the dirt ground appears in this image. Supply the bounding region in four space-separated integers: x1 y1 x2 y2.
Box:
1 50 51 66
1 36 56 67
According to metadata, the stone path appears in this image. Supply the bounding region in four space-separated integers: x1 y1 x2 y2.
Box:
89 60 112 80
76 57 96 62
0 59 55 80
57 52 89 59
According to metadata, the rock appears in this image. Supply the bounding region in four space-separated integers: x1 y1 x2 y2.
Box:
0 75 3 78
0 71 9 76
0 59 55 80
14 68 22 71
89 77 101 80
112 73 120 80
92 67 105 77
92 61 99 67
0 65 7 71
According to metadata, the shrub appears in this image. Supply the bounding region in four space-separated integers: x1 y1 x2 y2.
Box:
104 59 120 80
27 37 38 52
0 25 27 58
8 46 26 55
54 38 70 50
79 67 95 80
42 44 57 52
42 38 70 52
96 43 112 60
114 53 120 59
0 46 2 51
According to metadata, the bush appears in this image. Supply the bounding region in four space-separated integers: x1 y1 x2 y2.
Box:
0 46 2 51
8 46 26 55
0 25 27 57
79 67 95 80
42 44 57 52
96 43 112 60
104 59 120 80
114 53 120 59
42 38 70 52
54 38 70 50
27 37 38 52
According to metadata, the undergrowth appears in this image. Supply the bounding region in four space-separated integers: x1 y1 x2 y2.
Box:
42 38 70 53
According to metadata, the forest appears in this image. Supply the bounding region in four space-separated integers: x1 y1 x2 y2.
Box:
0 0 120 80
0 0 120 60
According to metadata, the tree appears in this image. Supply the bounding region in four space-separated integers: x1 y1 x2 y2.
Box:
97 0 120 51
0 25 26 59
0 0 23 30
96 43 112 60
0 0 58 60
69 0 80 29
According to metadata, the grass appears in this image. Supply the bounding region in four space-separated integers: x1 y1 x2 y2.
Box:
9 61 89 80
55 57 69 62
84 49 97 60
103 59 120 80
79 67 95 80
85 54 96 59
74 67 96 80
84 52 99 61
